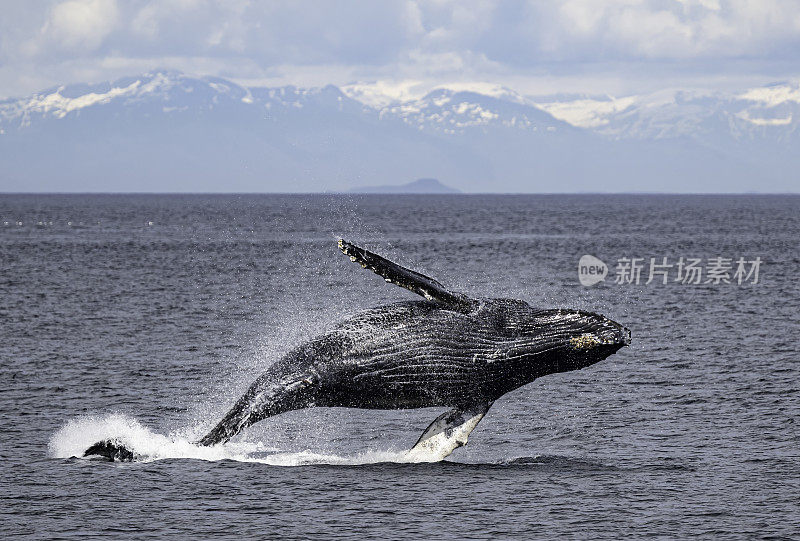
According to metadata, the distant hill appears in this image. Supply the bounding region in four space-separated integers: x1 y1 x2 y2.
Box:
348 178 460 194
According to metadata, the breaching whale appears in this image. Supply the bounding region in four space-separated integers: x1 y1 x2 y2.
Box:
84 239 630 462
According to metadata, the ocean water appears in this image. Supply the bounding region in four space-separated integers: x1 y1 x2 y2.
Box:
1 194 797 539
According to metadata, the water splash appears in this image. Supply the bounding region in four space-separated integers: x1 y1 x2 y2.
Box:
48 413 438 466
48 414 266 462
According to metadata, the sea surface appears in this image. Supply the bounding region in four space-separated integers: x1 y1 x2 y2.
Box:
1 194 797 539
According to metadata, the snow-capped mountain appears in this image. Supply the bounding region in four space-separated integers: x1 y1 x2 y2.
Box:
0 71 797 192
377 88 569 134
535 85 800 143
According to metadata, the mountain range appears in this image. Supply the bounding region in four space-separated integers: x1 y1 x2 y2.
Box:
0 70 797 192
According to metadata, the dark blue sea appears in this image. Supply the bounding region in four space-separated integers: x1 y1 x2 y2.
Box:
1 194 798 539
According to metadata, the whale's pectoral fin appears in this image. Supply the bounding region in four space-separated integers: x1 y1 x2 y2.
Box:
404 402 492 462
338 239 475 311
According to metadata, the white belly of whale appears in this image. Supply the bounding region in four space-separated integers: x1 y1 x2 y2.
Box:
403 404 490 462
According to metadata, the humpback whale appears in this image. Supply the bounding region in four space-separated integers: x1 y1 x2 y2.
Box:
84 240 630 462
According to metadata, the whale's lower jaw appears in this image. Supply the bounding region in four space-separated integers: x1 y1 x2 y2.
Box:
83 439 136 462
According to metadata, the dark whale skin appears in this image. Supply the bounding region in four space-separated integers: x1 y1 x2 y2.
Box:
197 298 630 446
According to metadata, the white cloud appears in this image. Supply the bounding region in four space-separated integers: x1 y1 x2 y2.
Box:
545 0 800 59
41 0 119 52
1 1 800 98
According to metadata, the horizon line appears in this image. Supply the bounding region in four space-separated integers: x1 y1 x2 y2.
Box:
1 191 798 196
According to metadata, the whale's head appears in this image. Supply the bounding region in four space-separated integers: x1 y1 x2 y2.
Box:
498 303 631 382
560 310 631 364
539 308 630 371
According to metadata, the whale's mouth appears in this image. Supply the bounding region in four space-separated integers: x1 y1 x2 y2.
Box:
604 319 631 348
621 327 632 346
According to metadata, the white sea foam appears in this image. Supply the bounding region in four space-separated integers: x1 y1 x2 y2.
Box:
48 413 435 466
48 414 262 462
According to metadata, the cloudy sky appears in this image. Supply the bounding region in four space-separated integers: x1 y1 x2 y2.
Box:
1 0 800 99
